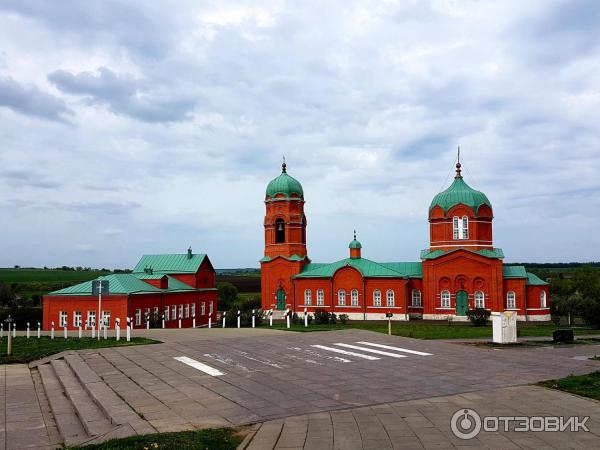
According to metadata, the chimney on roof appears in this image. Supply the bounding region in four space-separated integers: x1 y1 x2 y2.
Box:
187 246 193 259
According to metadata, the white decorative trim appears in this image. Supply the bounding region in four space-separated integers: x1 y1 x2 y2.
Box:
364 312 409 321
526 308 551 311
429 244 494 248
435 307 455 311
423 314 469 321
368 306 403 309
518 314 551 321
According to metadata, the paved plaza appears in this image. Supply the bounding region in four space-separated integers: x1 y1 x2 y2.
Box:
1 328 599 449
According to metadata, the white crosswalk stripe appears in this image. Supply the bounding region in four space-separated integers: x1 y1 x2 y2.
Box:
311 344 380 360
356 341 433 356
174 356 226 376
334 343 407 358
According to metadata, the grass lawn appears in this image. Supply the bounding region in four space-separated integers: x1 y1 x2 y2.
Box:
260 321 600 340
0 336 159 364
538 371 600 401
69 427 245 450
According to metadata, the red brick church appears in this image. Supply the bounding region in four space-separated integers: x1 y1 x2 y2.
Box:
260 158 550 321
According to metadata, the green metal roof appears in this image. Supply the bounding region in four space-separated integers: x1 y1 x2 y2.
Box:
430 177 492 214
132 253 207 274
266 166 304 200
49 274 162 295
349 239 362 249
502 265 527 278
379 262 423 278
526 272 549 286
420 248 505 260
294 258 421 279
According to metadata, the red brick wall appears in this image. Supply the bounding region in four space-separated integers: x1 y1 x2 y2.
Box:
42 295 128 330
261 258 305 310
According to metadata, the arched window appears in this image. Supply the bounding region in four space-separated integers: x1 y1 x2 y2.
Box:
540 291 547 308
316 289 324 306
351 289 359 306
412 290 422 307
453 216 469 240
441 290 451 308
386 289 395 307
373 289 381 307
338 289 346 306
507 291 516 309
475 291 484 308
304 289 312 306
275 219 285 243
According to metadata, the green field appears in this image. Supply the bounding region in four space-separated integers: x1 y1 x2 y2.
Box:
0 336 159 364
261 321 600 340
539 371 600 401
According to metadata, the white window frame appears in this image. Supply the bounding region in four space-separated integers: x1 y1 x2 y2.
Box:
192 303 196 317
144 308 150 324
411 290 422 307
462 216 469 239
507 291 516 309
164 305 170 321
102 310 111 327
351 289 359 306
171 305 177 320
540 291 547 308
87 311 96 327
373 289 381 307
209 301 213 315
453 216 469 240
338 289 346 306
73 311 82 327
185 304 190 318
178 304 183 319
304 289 312 306
441 290 451 308
474 291 485 309
59 311 68 327
135 309 141 326
153 307 159 320
317 289 324 306
386 289 395 307
199 303 203 316
453 217 460 240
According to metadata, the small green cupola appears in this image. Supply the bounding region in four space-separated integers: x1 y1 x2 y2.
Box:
266 158 304 200
429 157 492 215
349 230 362 259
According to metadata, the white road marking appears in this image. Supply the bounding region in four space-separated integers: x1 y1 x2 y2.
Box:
334 343 407 358
203 353 254 372
174 356 225 376
236 351 286 369
311 345 380 360
287 346 351 363
356 341 433 356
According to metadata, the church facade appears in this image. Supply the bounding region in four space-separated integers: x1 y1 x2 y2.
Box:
260 160 550 321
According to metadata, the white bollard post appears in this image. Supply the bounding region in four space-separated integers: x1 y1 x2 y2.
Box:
13 324 16 338
0 324 3 339
237 310 241 329
162 315 165 329
27 323 30 339
51 322 55 339
222 312 226 328
126 318 131 342
178 317 182 328
252 309 256 328
193 315 196 328
103 322 107 339
63 326 67 339
208 314 212 329
37 322 41 339
78 326 82 339
304 307 308 327
91 324 95 339
269 309 273 327
286 309 290 329
115 319 120 341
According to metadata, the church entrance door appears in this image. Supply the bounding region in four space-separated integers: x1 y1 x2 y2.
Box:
456 290 468 316
276 289 286 310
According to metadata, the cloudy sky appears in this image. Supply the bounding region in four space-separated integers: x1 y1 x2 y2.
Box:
0 0 599 269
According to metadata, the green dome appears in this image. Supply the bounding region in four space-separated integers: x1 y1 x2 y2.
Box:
266 162 304 199
349 239 362 249
430 176 492 214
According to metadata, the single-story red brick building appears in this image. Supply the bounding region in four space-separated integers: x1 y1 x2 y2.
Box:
43 248 217 330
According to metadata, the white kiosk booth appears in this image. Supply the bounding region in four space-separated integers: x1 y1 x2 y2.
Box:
491 311 517 344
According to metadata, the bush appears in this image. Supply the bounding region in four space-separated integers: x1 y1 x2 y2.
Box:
466 308 491 326
291 312 301 325
339 314 349 325
216 282 238 311
314 308 330 325
329 312 337 324
224 308 263 327
0 307 43 329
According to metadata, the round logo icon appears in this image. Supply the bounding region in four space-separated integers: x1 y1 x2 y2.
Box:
451 408 482 440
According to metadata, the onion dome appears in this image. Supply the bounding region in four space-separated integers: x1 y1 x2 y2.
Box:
266 158 304 199
429 160 492 214
349 230 362 249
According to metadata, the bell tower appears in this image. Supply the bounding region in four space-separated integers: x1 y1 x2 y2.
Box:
260 159 308 310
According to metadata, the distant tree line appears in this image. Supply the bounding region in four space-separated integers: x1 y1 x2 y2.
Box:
551 267 600 327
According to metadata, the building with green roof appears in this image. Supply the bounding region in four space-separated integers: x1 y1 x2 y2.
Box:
43 248 218 331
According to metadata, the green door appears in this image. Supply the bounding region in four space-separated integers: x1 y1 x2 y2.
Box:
276 289 286 310
456 290 468 316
